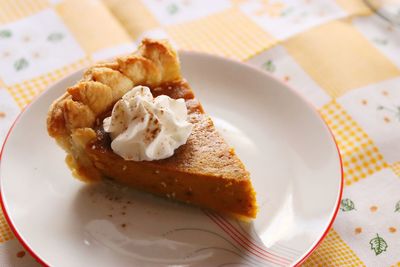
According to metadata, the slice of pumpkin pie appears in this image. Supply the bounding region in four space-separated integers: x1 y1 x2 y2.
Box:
47 39 257 218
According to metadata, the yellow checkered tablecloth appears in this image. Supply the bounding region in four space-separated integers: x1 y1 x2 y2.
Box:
0 0 399 266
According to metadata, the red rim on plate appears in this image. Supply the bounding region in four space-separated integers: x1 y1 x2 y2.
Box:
0 52 344 267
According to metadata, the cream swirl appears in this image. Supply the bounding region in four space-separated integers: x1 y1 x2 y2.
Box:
103 85 192 161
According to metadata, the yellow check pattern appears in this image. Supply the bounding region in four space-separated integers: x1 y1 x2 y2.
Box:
284 20 400 98
0 205 13 243
0 0 400 266
303 229 365 267
6 58 90 108
0 0 48 24
320 101 388 186
391 162 400 178
103 0 159 39
55 0 132 54
166 8 276 60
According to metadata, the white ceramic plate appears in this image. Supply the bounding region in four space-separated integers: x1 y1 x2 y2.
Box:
0 52 343 267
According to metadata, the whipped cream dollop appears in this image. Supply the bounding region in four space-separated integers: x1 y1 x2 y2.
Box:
103 85 193 161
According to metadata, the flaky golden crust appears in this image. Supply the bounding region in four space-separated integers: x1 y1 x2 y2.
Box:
47 39 181 181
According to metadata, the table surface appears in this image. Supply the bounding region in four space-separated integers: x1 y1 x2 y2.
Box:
0 0 399 266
